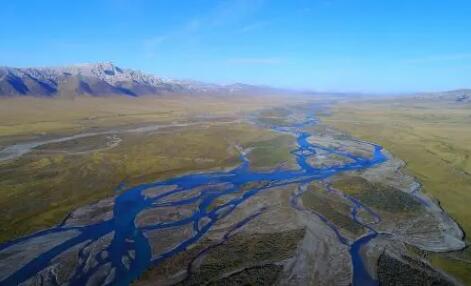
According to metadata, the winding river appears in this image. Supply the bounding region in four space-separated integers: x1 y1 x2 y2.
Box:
0 112 387 286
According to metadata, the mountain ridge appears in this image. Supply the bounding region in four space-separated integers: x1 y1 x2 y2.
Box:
0 62 282 97
2 63 469 99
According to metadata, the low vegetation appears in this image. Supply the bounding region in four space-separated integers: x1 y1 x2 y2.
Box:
324 99 471 285
244 135 297 170
0 121 296 243
138 230 303 285
0 95 308 145
332 176 422 213
207 264 283 286
180 229 304 285
256 107 293 126
301 183 364 235
135 240 212 285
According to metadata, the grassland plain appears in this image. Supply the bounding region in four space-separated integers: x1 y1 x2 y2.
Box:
0 95 305 243
0 95 308 145
323 99 471 285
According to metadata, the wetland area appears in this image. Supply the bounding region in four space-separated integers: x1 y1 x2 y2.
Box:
2 2 471 284
0 97 468 285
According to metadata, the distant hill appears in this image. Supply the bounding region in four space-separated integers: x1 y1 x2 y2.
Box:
413 89 471 103
437 89 471 103
0 63 292 97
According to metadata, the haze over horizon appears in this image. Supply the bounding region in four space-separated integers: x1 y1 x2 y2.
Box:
2 0 471 93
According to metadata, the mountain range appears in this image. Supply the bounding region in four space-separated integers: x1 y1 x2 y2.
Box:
0 62 282 97
1 63 470 101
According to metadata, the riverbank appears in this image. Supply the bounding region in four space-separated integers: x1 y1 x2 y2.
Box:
323 99 471 285
0 105 465 285
0 95 306 243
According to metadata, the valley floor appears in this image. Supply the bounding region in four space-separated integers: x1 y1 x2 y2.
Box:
0 95 304 242
0 95 468 286
323 98 471 285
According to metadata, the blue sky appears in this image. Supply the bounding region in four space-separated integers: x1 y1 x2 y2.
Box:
1 0 471 92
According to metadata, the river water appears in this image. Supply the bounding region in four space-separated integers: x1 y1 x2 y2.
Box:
0 112 387 286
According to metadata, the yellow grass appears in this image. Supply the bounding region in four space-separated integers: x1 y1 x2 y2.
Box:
0 95 307 143
323 99 471 285
0 95 304 243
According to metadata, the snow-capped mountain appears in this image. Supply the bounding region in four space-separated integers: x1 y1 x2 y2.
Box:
0 62 247 97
